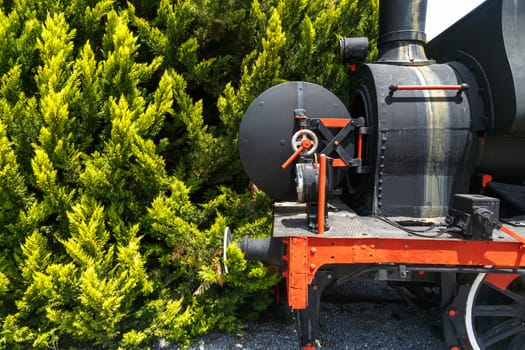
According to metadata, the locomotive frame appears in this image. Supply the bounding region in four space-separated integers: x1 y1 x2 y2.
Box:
233 0 525 349
271 199 525 350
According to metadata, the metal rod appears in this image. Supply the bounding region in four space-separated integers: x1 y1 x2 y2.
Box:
357 134 363 159
317 154 327 234
281 145 305 169
389 83 469 94
404 266 525 274
500 225 525 245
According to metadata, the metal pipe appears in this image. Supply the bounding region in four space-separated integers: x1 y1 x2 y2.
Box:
377 0 431 64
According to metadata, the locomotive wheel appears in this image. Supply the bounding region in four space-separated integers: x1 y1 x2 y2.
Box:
465 273 525 350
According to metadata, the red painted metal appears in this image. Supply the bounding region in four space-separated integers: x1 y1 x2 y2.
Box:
303 343 317 350
282 139 313 169
287 237 308 309
485 273 521 290
501 225 525 245
319 118 350 128
390 84 464 92
332 158 347 167
357 134 363 159
285 236 525 309
481 174 493 188
317 155 327 234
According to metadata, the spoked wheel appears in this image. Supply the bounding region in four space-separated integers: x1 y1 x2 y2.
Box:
465 273 525 350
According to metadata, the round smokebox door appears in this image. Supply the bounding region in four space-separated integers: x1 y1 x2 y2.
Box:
238 81 351 201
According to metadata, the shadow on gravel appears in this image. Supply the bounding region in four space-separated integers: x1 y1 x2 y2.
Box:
165 280 446 350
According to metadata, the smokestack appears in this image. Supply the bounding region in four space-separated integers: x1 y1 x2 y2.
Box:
378 0 431 65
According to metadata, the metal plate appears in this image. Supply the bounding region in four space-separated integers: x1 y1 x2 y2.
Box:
273 201 525 241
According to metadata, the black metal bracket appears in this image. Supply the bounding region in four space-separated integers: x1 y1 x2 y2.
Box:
306 116 367 168
440 274 471 350
295 271 334 349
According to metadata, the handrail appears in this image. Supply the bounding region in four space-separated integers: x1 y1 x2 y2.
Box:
389 83 469 95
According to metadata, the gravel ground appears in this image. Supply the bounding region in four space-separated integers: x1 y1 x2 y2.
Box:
160 281 447 350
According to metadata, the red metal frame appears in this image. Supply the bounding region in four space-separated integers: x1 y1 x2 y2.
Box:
284 236 525 309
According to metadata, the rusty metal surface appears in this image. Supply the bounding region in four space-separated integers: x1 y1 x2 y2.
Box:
272 201 525 242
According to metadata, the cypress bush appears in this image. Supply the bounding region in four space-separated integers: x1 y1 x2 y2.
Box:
0 0 378 348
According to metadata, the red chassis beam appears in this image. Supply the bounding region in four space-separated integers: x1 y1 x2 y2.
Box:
284 236 525 309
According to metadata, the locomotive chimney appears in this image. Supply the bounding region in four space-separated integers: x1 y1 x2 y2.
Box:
378 0 431 65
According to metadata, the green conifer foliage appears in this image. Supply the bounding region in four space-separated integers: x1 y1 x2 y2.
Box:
0 0 378 348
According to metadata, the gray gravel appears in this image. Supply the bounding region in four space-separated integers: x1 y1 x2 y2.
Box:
160 281 447 350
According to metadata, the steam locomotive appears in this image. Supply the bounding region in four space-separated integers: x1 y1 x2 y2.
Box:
231 1 525 349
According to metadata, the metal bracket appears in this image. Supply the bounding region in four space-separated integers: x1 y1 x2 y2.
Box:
399 264 408 279
307 116 367 168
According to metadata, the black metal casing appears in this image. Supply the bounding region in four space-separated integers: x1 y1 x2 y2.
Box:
347 0 480 217
350 63 478 217
426 0 525 184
